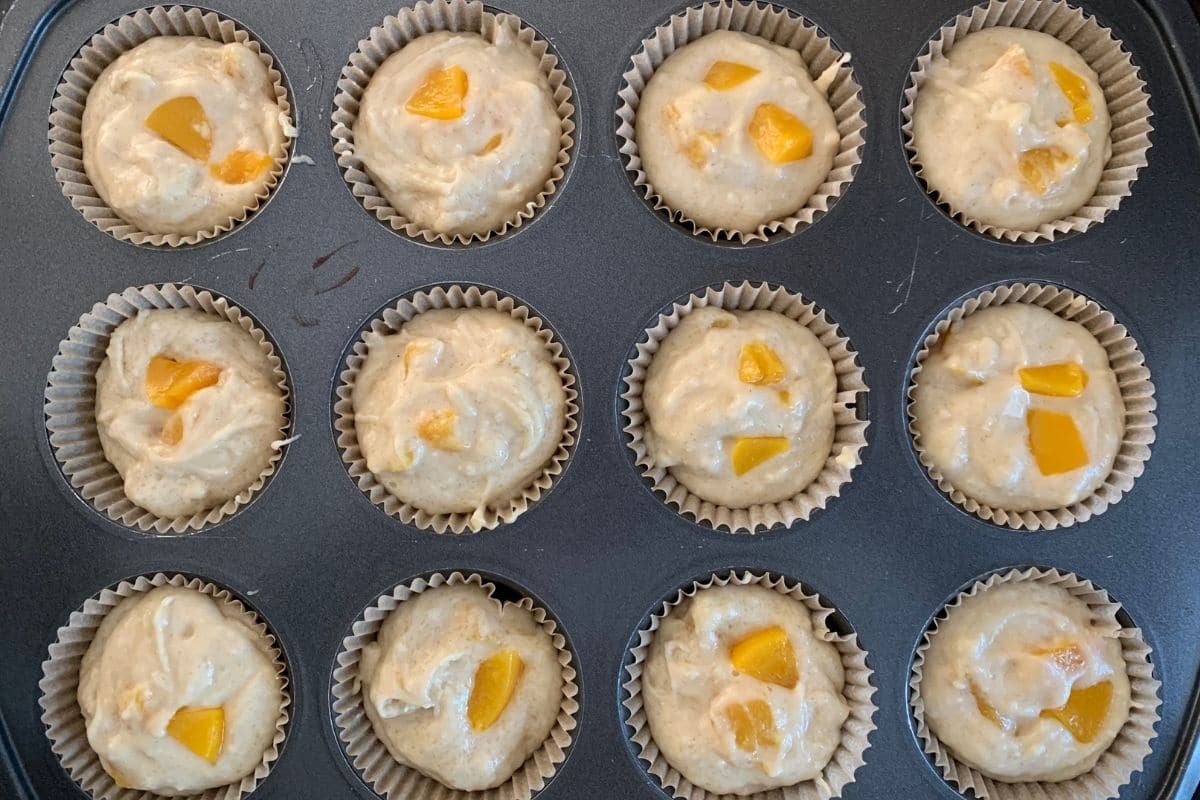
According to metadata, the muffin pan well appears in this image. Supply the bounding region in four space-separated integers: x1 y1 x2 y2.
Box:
2 1 1199 798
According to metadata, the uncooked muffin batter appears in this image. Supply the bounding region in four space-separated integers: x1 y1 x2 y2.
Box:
636 30 839 232
353 31 561 236
912 27 1110 229
82 36 287 236
95 309 285 520
359 582 562 791
642 307 836 508
79 586 282 794
921 581 1131 782
353 308 565 522
912 304 1122 511
643 583 848 795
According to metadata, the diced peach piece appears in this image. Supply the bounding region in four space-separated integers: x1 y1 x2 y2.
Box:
166 706 224 764
704 60 760 90
144 356 221 410
1034 642 1087 674
739 341 785 386
1026 409 1089 476
748 103 812 163
161 414 184 446
992 44 1033 78
1019 362 1089 397
406 65 468 120
682 132 720 167
970 680 1005 728
1040 680 1112 743
731 436 789 476
209 149 273 184
467 650 524 731
778 390 791 405
1049 62 1093 125
144 96 212 161
478 133 503 155
729 626 799 689
1017 146 1074 195
724 699 778 753
417 408 459 450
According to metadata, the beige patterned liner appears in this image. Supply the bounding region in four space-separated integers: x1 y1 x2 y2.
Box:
900 0 1153 243
331 571 579 800
621 281 868 533
39 572 291 800
909 566 1160 800
907 281 1156 530
43 283 293 534
331 0 575 246
615 0 866 245
48 5 295 247
334 284 579 534
622 570 876 800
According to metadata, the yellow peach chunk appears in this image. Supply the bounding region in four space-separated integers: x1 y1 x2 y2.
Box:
209 149 273 184
992 44 1033 78
729 626 799 689
1019 362 1089 397
704 60 760 90
1040 680 1113 743
739 341 786 386
970 680 1005 728
1034 642 1087 674
724 699 778 753
406 65 468 120
731 436 790 476
778 390 791 405
1049 62 1093 125
161 414 184 446
166 706 224 764
417 408 459 450
683 132 720 167
748 103 812 164
467 650 524 731
1026 409 1089 476
478 133 503 155
144 356 221 410
144 96 212 161
1018 146 1074 195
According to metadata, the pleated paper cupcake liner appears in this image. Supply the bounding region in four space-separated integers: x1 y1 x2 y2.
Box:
43 283 293 534
901 0 1152 243
621 281 868 533
39 572 291 800
622 570 876 800
615 0 865 244
49 5 295 247
907 281 1156 530
333 284 579 534
331 571 579 800
331 0 576 246
909 566 1160 799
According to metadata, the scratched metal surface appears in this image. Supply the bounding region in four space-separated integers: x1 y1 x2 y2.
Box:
1 1 1200 799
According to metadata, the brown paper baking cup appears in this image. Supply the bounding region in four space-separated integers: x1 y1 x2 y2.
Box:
39 572 291 800
331 0 575 246
334 284 579 533
622 570 875 800
331 571 579 799
43 283 293 534
48 5 295 247
900 0 1152 243
907 281 1156 530
621 281 868 533
909 566 1160 799
615 0 865 244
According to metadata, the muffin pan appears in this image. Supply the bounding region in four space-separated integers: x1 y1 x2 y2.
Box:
1 0 1198 798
